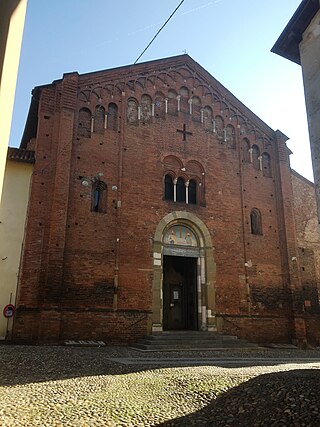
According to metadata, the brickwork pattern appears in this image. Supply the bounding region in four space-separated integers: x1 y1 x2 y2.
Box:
13 55 310 344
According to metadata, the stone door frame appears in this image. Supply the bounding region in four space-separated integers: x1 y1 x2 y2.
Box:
152 211 216 332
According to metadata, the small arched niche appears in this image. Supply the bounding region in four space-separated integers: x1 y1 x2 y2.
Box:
167 89 178 115
252 145 260 170
127 97 138 124
243 138 250 163
93 105 105 134
179 86 189 113
78 108 92 138
107 103 118 131
141 94 152 123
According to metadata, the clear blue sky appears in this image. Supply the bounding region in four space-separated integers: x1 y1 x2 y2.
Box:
10 0 313 180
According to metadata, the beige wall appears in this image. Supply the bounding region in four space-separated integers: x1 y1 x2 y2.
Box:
300 9 320 220
0 0 28 202
0 159 32 339
291 170 320 341
291 170 320 261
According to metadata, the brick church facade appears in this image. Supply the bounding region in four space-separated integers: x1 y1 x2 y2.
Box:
13 55 319 345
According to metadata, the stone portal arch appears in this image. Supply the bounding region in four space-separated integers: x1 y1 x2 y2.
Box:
152 211 216 332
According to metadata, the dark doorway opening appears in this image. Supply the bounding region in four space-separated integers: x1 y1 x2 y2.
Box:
163 255 198 330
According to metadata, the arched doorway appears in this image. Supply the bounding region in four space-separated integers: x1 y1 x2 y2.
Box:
152 212 216 333
163 225 199 330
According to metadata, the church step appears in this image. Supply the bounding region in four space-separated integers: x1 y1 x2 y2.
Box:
131 331 260 351
143 333 238 341
134 343 256 350
132 341 259 351
138 338 239 346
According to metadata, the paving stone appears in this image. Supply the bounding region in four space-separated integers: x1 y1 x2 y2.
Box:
0 345 320 426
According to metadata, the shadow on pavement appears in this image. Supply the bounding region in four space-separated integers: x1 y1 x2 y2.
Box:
0 345 320 387
0 345 134 386
156 369 320 426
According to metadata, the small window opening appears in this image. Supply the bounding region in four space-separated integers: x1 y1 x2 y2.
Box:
250 208 262 235
176 177 186 203
92 181 107 213
164 175 174 201
188 179 197 204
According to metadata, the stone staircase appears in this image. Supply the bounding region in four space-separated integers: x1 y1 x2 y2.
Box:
131 331 262 351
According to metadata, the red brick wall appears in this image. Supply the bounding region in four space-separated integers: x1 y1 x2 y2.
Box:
218 315 291 344
13 55 307 344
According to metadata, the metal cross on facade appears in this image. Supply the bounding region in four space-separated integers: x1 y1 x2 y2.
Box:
177 124 193 141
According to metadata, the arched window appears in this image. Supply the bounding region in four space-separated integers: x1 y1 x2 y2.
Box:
262 152 272 177
250 208 262 235
92 181 107 213
78 108 91 138
242 138 250 163
107 103 118 131
176 177 186 203
164 175 174 201
252 145 260 170
93 105 105 134
188 179 197 204
127 98 138 124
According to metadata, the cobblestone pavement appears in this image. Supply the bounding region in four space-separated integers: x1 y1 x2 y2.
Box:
0 345 320 426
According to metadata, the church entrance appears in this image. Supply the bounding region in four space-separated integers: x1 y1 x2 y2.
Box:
163 256 198 330
152 212 216 333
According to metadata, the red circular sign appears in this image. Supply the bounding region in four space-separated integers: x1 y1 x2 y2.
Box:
3 304 15 318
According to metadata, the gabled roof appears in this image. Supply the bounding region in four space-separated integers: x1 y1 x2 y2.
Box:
271 0 320 65
20 54 282 149
77 54 275 135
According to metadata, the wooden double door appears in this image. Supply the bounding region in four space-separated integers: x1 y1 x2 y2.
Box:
163 255 198 330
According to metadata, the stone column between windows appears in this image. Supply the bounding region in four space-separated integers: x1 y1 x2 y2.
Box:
173 178 177 202
177 95 181 112
185 180 189 204
249 147 253 163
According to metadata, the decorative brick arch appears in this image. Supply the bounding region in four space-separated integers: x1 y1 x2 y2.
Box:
152 211 216 332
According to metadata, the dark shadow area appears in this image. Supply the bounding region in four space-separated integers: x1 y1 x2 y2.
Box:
0 345 133 387
157 369 320 426
0 345 320 387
